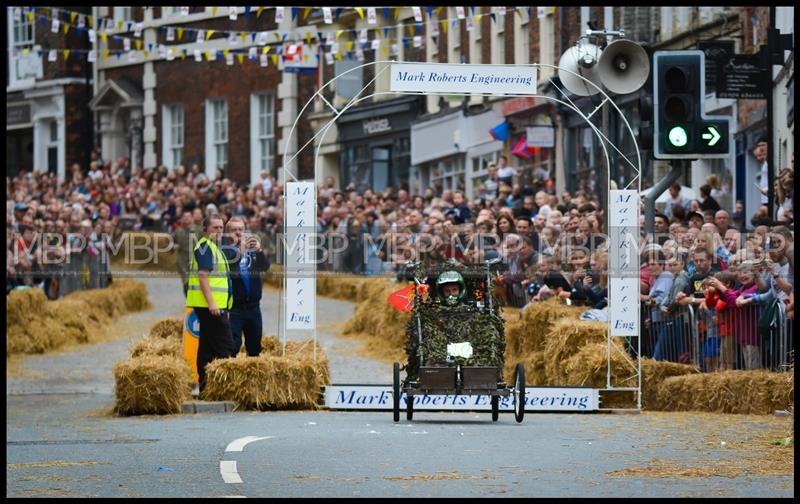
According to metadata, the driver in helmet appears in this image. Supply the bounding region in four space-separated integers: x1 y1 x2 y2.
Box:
437 270 467 306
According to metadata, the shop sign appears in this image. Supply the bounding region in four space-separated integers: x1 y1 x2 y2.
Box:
362 117 391 135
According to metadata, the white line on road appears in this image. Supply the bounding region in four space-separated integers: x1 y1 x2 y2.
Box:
225 436 274 453
220 460 243 484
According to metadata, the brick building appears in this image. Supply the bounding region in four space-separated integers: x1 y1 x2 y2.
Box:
7 6 93 180
7 6 792 218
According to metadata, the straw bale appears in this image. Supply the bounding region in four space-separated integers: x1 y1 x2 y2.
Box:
503 351 548 387
109 232 177 272
640 359 700 410
656 370 794 415
203 355 323 409
562 341 637 388
259 337 330 387
600 390 637 409
543 320 608 383
130 336 182 358
149 318 184 340
260 335 281 355
342 280 411 358
512 299 585 354
263 266 388 302
6 288 48 327
114 355 193 415
7 279 150 356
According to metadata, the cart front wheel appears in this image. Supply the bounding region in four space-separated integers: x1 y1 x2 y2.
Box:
514 363 525 423
392 363 401 422
491 394 499 422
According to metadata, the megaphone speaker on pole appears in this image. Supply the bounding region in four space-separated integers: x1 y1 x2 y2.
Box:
597 39 650 95
557 42 603 96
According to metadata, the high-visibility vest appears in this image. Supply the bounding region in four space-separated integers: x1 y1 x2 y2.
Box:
186 237 232 310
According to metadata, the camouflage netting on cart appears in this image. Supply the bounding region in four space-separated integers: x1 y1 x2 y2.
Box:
403 262 505 381
405 303 505 381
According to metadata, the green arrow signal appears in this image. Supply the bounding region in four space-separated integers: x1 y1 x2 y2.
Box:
702 126 721 146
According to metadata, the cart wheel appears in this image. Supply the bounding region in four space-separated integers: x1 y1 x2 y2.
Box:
514 363 525 423
393 363 401 422
406 393 414 421
491 394 499 422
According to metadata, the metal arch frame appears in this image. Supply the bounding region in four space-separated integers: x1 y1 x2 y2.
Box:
280 60 642 411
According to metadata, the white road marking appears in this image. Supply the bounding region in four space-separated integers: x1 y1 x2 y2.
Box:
220 460 243 484
225 436 274 453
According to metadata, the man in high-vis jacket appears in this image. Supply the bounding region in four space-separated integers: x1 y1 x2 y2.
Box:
186 215 236 395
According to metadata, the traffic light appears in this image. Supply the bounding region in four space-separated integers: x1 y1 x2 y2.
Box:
653 50 730 159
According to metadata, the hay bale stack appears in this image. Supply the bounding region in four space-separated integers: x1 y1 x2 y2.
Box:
562 341 636 388
6 288 49 327
203 355 323 410
7 279 150 355
543 320 608 384
342 280 411 358
114 355 193 415
258 337 330 388
149 318 184 339
110 232 177 272
260 335 281 355
656 370 794 415
640 359 700 410
107 278 151 312
263 266 388 302
503 300 584 367
130 337 182 358
503 351 547 387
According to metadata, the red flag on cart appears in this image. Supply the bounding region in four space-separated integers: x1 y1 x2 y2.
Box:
387 283 428 313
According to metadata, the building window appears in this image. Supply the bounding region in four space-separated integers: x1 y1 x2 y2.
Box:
213 100 228 172
113 7 133 23
470 152 499 198
520 21 530 65
11 9 34 51
162 7 181 17
255 94 274 172
431 157 466 194
47 121 58 175
449 8 461 64
162 105 183 169
205 98 228 176
344 144 371 194
8 8 37 86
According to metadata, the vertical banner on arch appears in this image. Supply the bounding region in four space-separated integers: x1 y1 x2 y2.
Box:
608 190 639 336
285 182 316 330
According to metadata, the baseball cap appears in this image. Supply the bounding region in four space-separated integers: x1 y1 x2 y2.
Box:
13 203 29 212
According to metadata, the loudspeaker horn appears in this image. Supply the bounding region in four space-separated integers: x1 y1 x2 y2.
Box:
597 39 650 95
557 42 603 96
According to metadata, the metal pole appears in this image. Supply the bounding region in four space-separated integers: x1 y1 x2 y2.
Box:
766 6 776 221
643 160 685 235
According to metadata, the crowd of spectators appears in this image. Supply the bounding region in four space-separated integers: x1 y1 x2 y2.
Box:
6 152 794 372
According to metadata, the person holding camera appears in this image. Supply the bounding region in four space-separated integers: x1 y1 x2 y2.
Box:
222 216 270 357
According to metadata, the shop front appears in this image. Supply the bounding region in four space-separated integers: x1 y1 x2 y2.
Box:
337 96 422 193
410 104 505 198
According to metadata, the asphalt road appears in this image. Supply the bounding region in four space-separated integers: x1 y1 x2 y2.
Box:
6 276 794 498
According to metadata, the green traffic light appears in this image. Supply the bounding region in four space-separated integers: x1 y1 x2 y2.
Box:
668 126 688 147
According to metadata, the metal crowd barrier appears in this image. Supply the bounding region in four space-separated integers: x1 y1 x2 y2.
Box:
690 299 792 373
646 305 697 366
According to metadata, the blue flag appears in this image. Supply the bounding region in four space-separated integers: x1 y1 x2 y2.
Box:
489 122 509 141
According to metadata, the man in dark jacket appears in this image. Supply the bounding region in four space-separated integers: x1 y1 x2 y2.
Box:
222 216 271 356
